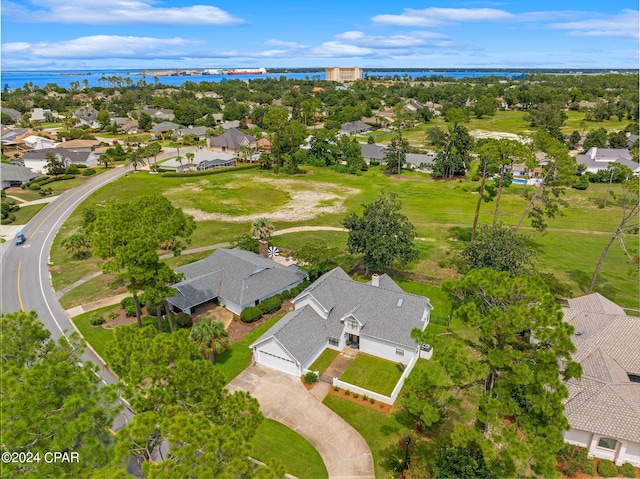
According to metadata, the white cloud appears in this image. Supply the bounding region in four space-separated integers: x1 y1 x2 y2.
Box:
2 0 244 25
373 7 514 27
264 40 307 49
311 42 378 58
550 9 639 39
333 31 444 48
2 35 202 59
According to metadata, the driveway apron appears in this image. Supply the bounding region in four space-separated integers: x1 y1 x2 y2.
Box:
227 364 375 479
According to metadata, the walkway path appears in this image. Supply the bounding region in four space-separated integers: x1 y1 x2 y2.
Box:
228 365 375 479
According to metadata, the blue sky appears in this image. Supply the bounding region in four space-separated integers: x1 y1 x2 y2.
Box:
1 0 637 70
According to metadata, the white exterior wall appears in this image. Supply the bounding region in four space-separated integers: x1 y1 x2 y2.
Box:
219 298 242 316
23 160 48 174
566 430 640 467
253 340 300 376
360 335 417 365
622 441 640 467
563 429 591 448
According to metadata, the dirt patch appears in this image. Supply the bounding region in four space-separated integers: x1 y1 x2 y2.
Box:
191 302 234 329
227 301 293 345
100 307 139 329
328 386 393 413
175 177 360 223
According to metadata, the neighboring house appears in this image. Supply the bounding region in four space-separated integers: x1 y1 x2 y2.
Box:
22 135 56 150
1 108 22 124
167 248 307 316
250 267 433 377
221 120 241 130
359 143 386 164
404 100 425 112
576 147 640 174
55 139 99 152
1 163 40 188
405 152 436 170
150 121 183 136
562 293 640 467
256 137 271 151
340 121 372 136
174 126 209 140
207 128 256 155
210 113 224 124
73 107 100 128
627 134 639 148
22 147 98 174
0 128 28 146
30 108 50 122
138 107 175 121
120 120 139 134
160 150 237 172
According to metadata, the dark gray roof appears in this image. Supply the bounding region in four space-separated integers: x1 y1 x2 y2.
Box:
23 147 92 164
253 267 433 364
341 121 372 134
576 147 639 172
359 142 386 160
73 107 98 122
167 248 306 311
208 128 256 150
175 126 209 137
150 121 182 133
1 163 40 181
406 152 436 168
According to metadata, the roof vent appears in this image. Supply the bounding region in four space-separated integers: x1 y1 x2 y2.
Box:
575 331 582 336
397 298 403 308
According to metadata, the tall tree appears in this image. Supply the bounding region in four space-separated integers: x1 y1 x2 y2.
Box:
88 194 195 325
44 151 65 176
431 124 474 179
342 192 419 274
411 270 581 479
384 131 410 175
588 168 638 293
1 311 121 477
190 318 229 363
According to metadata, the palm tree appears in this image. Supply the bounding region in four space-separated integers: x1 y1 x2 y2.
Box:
124 150 145 171
176 155 184 171
190 318 229 363
185 152 195 171
251 217 275 239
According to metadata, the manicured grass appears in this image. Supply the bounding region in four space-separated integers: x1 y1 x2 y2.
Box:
323 394 415 479
59 273 125 309
251 419 328 479
395 279 451 315
50 177 90 190
162 249 217 269
4 190 44 202
309 349 340 374
12 203 47 224
216 313 286 383
71 305 117 359
340 354 403 397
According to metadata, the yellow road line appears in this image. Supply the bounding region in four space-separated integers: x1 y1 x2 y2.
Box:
17 261 24 312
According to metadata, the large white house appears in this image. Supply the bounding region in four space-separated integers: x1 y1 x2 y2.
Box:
576 147 640 174
562 293 640 467
22 147 98 174
250 267 433 377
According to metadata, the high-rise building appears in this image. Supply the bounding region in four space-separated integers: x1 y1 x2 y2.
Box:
325 67 363 83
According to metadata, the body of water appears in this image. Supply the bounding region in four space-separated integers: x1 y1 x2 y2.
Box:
0 69 524 90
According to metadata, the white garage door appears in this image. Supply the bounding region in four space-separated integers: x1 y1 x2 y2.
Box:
256 349 299 376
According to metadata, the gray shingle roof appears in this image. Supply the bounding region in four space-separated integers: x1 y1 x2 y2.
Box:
576 147 639 172
150 121 182 133
563 295 640 442
253 267 433 365
1 163 40 181
359 143 386 161
23 147 92 164
167 248 306 311
208 128 255 150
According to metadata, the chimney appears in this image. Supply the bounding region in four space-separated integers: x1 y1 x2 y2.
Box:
371 273 379 287
258 240 269 258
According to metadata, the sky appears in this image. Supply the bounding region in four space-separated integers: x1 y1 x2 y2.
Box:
1 0 638 70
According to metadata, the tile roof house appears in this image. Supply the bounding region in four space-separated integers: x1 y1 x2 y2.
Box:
576 147 640 174
250 267 433 377
167 248 307 316
1 163 40 188
22 147 98 174
207 128 256 155
562 293 640 467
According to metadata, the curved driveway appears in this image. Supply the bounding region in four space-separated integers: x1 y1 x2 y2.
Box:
228 365 375 479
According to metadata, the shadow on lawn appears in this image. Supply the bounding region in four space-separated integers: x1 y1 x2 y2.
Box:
566 269 618 301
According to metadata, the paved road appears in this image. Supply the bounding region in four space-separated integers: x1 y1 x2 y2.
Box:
0 165 134 429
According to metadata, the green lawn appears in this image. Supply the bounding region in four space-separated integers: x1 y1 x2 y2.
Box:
12 203 47 224
309 349 340 374
340 354 403 397
251 419 328 479
59 273 125 309
71 305 118 359
216 313 286 383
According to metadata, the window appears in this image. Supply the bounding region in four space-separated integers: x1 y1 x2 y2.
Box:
396 348 404 356
628 373 640 383
597 438 618 450
328 337 339 347
346 318 358 330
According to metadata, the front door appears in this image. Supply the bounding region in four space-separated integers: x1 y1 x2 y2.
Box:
348 333 359 348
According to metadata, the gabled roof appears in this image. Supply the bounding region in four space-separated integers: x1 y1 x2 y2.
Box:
562 294 640 442
576 147 639 172
359 142 386 160
0 163 40 181
340 121 372 133
167 248 306 311
208 128 256 150
253 267 433 365
23 147 92 164
56 139 99 149
150 121 182 133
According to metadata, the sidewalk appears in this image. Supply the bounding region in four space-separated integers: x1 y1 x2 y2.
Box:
65 292 131 318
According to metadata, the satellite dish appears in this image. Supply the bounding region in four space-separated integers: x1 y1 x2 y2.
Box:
267 246 279 258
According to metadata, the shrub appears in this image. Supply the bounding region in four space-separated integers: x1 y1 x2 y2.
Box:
619 463 636 478
303 372 318 384
280 289 292 301
353 392 359 398
174 312 193 329
582 459 596 476
558 445 594 477
344 390 350 396
120 297 137 317
146 301 166 317
82 168 97 176
65 165 80 175
333 386 340 392
597 460 618 478
258 295 283 314
29 183 41 190
362 394 368 401
370 398 375 404
106 311 118 321
240 306 262 323
449 226 472 242
89 312 105 326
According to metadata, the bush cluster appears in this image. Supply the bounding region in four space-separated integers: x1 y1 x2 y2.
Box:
257 294 283 314
82 168 97 176
597 460 618 478
89 312 105 326
173 312 192 329
240 306 262 323
120 297 137 317
619 462 637 478
303 372 318 384
557 445 595 477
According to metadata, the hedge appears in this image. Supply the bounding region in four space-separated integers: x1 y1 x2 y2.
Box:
160 164 258 178
27 174 77 188
240 306 262 323
82 168 97 176
174 312 193 329
258 295 283 314
597 460 618 478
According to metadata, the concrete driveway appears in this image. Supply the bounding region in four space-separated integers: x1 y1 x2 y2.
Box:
227 365 375 479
